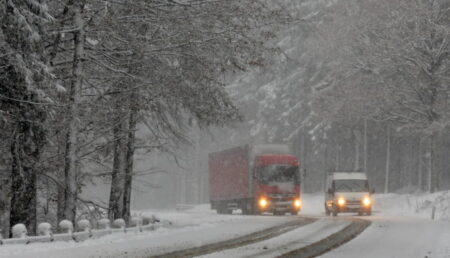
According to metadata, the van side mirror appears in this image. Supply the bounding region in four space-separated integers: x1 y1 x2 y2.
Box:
327 188 334 195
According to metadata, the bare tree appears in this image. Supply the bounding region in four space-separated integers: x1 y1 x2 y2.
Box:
311 0 450 192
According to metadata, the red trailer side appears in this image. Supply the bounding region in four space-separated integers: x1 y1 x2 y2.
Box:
209 145 250 202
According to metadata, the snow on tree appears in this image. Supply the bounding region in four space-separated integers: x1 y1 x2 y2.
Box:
314 0 450 193
0 0 53 236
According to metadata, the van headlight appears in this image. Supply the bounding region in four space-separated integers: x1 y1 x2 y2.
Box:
337 197 346 206
362 197 371 206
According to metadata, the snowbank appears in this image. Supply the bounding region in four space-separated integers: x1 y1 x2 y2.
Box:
373 191 450 220
301 191 450 221
0 205 295 258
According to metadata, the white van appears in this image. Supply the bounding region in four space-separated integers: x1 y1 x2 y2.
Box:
325 172 374 216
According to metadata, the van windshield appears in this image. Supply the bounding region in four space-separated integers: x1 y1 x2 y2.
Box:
334 179 368 192
256 165 299 184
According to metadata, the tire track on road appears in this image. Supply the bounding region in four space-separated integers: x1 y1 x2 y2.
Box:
150 217 316 258
278 218 371 258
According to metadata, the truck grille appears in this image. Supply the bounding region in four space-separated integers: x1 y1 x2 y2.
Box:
268 193 296 198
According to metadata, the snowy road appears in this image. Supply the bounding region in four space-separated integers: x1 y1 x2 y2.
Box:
1 193 450 258
320 216 450 258
197 218 353 258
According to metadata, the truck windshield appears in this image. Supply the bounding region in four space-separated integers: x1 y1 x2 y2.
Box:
257 165 299 184
334 179 369 192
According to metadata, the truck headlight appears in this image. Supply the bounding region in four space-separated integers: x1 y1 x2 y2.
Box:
294 199 302 208
337 197 346 206
259 198 268 208
362 197 371 206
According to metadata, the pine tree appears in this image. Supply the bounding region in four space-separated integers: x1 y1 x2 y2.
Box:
0 0 53 235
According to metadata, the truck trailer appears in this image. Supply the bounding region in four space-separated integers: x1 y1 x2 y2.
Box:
209 144 301 215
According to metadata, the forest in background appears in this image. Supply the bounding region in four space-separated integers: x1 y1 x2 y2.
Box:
1 0 449 239
214 0 450 195
0 0 296 237
150 0 450 208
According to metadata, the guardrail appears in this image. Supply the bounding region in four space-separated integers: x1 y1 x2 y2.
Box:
1 216 166 245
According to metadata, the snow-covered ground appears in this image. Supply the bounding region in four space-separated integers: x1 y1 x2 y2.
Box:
198 218 351 258
0 205 296 258
1 192 450 258
200 191 450 258
317 191 450 258
302 191 450 221
320 216 450 258
374 191 450 220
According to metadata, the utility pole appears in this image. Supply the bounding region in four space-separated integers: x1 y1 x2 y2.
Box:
363 118 368 173
384 124 391 193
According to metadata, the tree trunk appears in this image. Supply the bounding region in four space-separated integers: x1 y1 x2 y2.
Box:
302 131 308 193
57 183 65 223
108 107 128 221
63 2 85 223
418 136 423 191
194 122 201 204
122 106 137 223
299 130 306 192
429 132 438 193
0 177 10 239
10 129 38 236
335 145 340 171
363 118 368 173
384 124 391 193
353 128 361 171
57 135 65 222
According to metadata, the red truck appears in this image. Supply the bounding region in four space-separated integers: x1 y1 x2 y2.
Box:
209 144 301 215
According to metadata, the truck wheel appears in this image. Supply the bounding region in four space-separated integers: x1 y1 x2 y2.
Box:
252 203 262 215
332 210 338 217
218 201 227 214
241 200 252 215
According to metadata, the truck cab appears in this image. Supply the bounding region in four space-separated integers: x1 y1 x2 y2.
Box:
253 154 301 215
325 172 373 216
